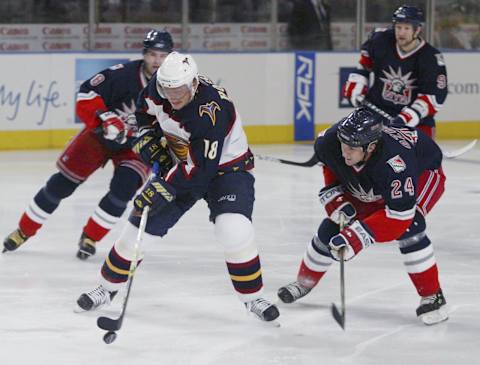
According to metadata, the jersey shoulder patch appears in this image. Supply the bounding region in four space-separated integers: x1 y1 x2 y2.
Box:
198 101 221 126
109 63 125 71
89 73 105 87
387 155 407 173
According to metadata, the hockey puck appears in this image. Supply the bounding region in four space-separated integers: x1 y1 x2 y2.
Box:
103 331 117 344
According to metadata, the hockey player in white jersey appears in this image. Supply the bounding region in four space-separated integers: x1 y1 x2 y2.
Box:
76 52 280 323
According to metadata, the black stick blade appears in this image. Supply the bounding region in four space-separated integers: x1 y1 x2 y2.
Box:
97 316 123 332
255 153 321 168
331 303 345 330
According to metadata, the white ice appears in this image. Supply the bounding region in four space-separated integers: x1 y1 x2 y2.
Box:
0 142 479 365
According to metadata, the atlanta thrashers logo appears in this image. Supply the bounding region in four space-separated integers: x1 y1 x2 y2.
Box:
199 101 221 126
380 66 416 105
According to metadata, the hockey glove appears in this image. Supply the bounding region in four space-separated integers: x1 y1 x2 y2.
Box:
134 176 176 214
329 220 375 261
344 73 368 107
392 98 430 128
319 185 356 225
99 111 130 144
132 129 173 173
389 115 406 128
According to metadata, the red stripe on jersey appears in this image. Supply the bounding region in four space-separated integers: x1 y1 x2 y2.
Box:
416 168 445 216
359 54 374 71
322 166 338 186
226 107 236 135
363 209 412 242
76 96 107 129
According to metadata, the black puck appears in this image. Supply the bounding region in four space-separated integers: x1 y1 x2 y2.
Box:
103 331 117 344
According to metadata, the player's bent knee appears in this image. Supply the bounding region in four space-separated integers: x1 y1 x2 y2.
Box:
214 213 256 259
45 172 79 200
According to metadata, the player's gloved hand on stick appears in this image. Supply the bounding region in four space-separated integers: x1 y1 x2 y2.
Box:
389 116 407 128
328 220 375 261
133 176 176 215
319 185 356 225
344 73 368 107
132 129 173 174
99 111 129 144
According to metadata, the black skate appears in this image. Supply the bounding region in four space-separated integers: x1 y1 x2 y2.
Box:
277 281 312 303
76 285 117 312
3 228 29 253
76 233 97 260
245 298 280 322
416 288 448 325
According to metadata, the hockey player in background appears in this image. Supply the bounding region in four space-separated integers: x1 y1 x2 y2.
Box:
278 108 448 325
76 52 280 322
2 30 173 260
343 5 448 138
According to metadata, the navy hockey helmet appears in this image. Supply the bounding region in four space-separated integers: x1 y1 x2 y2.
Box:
337 108 383 148
392 5 424 27
143 30 173 54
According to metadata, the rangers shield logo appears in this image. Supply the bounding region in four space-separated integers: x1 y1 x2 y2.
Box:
380 66 416 105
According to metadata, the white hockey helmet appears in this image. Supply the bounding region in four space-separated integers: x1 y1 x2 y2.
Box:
156 51 199 96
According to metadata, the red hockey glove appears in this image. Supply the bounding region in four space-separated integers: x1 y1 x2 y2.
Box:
329 220 375 261
100 111 128 144
344 73 368 107
319 185 356 225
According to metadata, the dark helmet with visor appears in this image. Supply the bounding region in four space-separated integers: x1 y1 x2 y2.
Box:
337 108 383 148
392 5 424 27
143 30 173 54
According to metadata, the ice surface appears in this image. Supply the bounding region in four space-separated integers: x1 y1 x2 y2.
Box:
0 142 479 365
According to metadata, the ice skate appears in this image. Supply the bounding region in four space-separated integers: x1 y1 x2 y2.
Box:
277 281 312 304
416 289 448 325
76 233 97 260
245 298 280 322
76 285 117 312
3 228 29 253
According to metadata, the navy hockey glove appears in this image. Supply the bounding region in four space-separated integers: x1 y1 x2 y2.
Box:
389 115 407 128
329 220 375 261
132 129 173 173
319 185 356 225
99 111 130 144
134 176 176 214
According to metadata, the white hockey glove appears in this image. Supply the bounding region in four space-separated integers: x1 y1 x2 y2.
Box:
344 73 368 107
99 111 132 144
319 185 356 225
329 220 375 261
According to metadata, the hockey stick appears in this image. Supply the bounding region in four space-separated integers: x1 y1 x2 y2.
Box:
362 100 478 159
97 205 150 344
254 153 321 167
331 216 347 330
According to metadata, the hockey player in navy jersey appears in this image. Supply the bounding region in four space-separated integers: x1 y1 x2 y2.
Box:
278 108 448 325
76 52 280 322
3 30 173 260
344 5 448 138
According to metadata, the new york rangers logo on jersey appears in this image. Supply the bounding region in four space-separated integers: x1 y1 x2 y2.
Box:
380 66 416 105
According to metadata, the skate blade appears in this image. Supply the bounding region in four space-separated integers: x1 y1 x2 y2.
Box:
246 312 281 328
420 307 449 325
73 304 88 314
